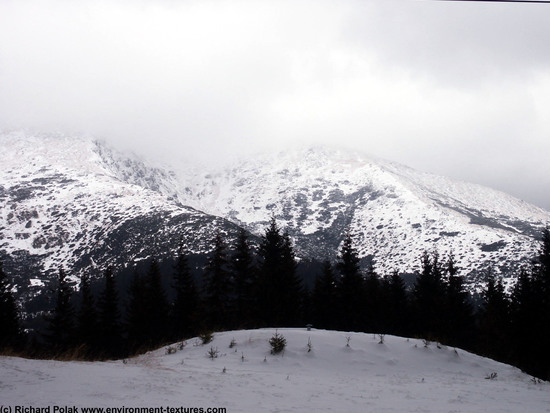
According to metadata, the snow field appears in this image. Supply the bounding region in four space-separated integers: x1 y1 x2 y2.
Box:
1 329 549 412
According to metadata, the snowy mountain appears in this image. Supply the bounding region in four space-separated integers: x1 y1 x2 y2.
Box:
174 146 550 282
0 131 244 307
1 131 549 307
1 328 548 412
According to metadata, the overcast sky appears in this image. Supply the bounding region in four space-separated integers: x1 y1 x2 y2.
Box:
1 0 550 210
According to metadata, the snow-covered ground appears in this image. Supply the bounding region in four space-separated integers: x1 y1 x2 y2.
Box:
2 329 548 412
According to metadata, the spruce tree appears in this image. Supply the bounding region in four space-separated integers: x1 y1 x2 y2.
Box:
126 270 148 352
203 231 232 330
257 218 303 327
412 251 446 341
144 258 169 345
336 232 364 331
385 270 410 336
45 267 75 352
230 228 256 327
0 259 22 350
478 271 510 361
509 268 538 375
98 267 122 357
443 253 473 347
363 263 382 333
172 245 199 338
312 260 338 329
279 231 303 326
76 272 98 354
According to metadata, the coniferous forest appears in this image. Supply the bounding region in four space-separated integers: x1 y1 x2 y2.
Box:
1 219 550 381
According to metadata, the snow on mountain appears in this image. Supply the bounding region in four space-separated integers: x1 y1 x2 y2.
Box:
1 131 548 300
174 146 550 282
1 328 548 412
0 131 242 302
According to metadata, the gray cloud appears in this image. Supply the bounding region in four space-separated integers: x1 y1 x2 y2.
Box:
1 0 550 210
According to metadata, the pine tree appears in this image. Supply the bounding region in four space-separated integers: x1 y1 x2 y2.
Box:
477 271 510 361
76 272 98 354
443 253 473 347
98 267 122 357
363 263 382 333
412 251 446 341
509 268 539 375
311 260 338 329
203 231 232 330
384 270 410 336
126 270 148 352
336 232 364 331
0 259 22 350
172 245 199 339
144 258 169 345
230 228 256 327
257 218 303 327
45 267 75 352
279 231 303 326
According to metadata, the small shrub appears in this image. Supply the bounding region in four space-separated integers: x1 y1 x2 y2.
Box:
165 346 177 355
269 330 287 355
199 331 214 345
229 338 236 348
306 337 313 353
345 336 351 347
423 339 431 348
207 346 219 360
485 372 497 380
178 341 187 351
378 334 385 345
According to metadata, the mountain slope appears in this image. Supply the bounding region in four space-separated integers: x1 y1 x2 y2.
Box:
1 328 548 412
174 146 550 281
0 131 244 307
1 132 548 300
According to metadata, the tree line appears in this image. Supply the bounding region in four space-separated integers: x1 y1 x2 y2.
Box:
1 220 549 380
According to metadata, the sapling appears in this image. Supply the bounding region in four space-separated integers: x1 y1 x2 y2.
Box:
269 330 287 354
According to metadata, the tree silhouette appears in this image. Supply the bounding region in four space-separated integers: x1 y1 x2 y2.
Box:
0 259 22 350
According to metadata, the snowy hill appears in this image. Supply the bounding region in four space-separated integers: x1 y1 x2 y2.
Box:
1 329 548 412
175 146 550 280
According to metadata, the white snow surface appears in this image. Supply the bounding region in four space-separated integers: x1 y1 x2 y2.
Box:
1 329 548 412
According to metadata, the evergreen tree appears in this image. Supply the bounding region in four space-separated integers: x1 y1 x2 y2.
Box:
126 270 148 352
172 245 199 339
312 260 339 330
98 267 122 357
336 232 364 331
144 258 169 345
203 231 232 330
45 267 75 352
412 251 446 340
76 272 99 354
477 271 510 361
230 228 256 327
0 259 22 350
443 253 473 347
363 263 383 333
509 268 539 375
257 218 303 327
279 231 303 326
384 270 410 336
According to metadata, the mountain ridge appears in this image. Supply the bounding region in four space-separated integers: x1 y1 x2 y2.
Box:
1 131 548 301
